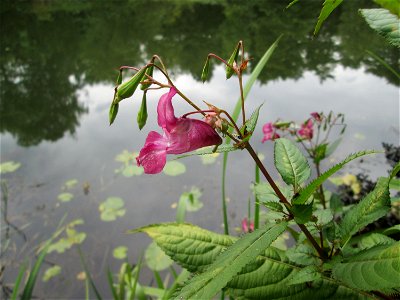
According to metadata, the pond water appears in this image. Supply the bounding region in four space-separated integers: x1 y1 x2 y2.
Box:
1 0 399 298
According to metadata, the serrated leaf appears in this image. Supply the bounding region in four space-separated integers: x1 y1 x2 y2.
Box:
274 138 311 190
314 208 333 226
291 203 313 224
286 244 319 266
145 241 173 271
172 222 287 299
131 223 368 299
262 201 284 212
358 233 395 250
253 182 293 203
360 8 400 47
340 177 390 247
293 150 378 205
333 242 400 291
374 0 400 16
288 265 321 285
245 104 263 134
314 0 344 36
176 144 239 159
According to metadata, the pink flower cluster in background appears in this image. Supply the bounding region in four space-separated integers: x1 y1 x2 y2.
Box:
298 119 313 140
261 122 280 143
241 217 254 233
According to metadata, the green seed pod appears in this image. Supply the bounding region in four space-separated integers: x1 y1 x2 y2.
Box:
137 93 148 130
226 43 239 79
116 70 122 85
116 67 147 102
109 102 119 125
201 57 210 83
140 65 154 90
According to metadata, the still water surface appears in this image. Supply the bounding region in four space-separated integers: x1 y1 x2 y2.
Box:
1 0 399 298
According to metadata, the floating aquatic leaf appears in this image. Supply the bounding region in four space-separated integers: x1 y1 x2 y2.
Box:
122 165 143 177
163 161 186 176
113 246 128 260
99 197 126 221
181 187 203 212
63 179 78 189
57 193 74 202
42 265 61 282
200 153 219 165
115 150 138 164
48 219 86 253
0 161 21 174
145 241 173 271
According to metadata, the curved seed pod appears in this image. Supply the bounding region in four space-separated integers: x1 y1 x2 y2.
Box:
226 43 240 79
137 93 148 130
116 67 147 102
140 65 154 90
109 102 119 125
201 57 210 83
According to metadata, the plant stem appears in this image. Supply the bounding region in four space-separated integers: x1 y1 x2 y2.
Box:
221 153 229 235
254 163 260 230
316 162 326 209
238 74 246 129
245 143 327 259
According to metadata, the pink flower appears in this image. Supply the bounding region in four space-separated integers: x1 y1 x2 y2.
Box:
136 88 222 174
262 122 280 143
310 112 321 122
241 218 254 233
298 119 314 139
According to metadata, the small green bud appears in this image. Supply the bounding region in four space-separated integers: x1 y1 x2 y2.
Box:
137 93 148 130
226 43 239 79
116 70 122 85
201 57 210 83
116 67 147 102
140 65 154 90
109 102 119 125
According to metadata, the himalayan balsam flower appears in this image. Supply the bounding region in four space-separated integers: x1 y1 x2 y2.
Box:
136 87 222 174
241 217 254 233
298 119 313 139
262 122 280 143
311 112 321 122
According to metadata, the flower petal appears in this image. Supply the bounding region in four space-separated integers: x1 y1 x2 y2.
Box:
157 87 178 132
136 131 168 174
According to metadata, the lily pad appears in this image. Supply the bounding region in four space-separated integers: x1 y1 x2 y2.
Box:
163 161 186 176
48 219 86 253
115 150 138 164
122 165 143 177
145 241 173 271
181 187 203 212
0 161 21 174
99 197 126 221
63 179 78 189
42 265 61 282
200 153 219 165
113 246 128 259
57 193 74 202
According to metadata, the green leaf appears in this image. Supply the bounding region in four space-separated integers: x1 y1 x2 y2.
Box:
226 43 240 79
122 165 143 177
57 192 74 202
0 161 21 174
145 241 173 271
140 65 154 90
262 201 284 213
245 104 263 135
293 150 379 205
333 242 400 291
99 197 126 222
200 153 219 165
109 102 119 125
374 0 400 16
359 8 400 47
291 203 313 224
137 93 148 130
172 222 287 299
116 67 147 102
286 0 300 9
383 224 400 236
253 182 293 203
325 138 342 157
63 179 78 189
286 244 319 266
201 57 210 83
314 0 344 36
390 161 400 180
314 143 328 164
115 150 136 164
314 208 333 226
163 161 186 176
274 138 311 190
113 246 128 260
288 265 321 285
176 144 239 159
389 178 400 190
340 177 390 247
42 265 61 282
358 233 395 250
131 223 368 299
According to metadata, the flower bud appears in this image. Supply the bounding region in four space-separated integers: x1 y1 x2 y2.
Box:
116 67 147 102
137 92 148 130
201 57 210 83
226 43 239 79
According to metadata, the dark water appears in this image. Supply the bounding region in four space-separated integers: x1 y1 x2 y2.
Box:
1 0 399 298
